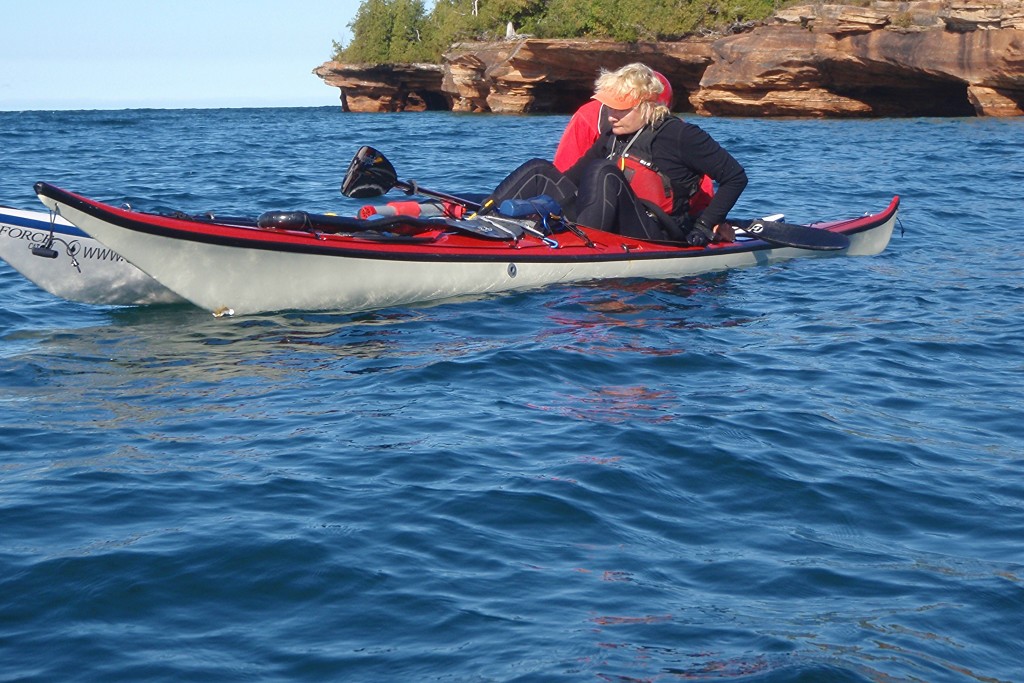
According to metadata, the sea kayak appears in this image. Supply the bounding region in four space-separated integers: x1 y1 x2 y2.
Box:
35 181 898 316
0 204 183 305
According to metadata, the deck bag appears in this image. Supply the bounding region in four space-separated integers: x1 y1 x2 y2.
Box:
497 194 562 219
358 200 465 220
496 194 566 234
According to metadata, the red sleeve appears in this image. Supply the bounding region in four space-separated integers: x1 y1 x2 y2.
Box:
553 100 603 172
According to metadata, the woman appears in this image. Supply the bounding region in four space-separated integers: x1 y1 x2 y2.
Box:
486 63 747 245
554 70 674 172
553 70 716 218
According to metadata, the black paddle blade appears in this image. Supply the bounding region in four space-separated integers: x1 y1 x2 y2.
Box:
743 220 850 251
341 146 399 198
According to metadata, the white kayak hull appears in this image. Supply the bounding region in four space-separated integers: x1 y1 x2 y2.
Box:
0 205 184 305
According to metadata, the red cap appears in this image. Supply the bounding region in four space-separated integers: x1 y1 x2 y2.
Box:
654 71 674 107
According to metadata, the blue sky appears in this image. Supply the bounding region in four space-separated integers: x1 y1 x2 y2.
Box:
0 0 362 111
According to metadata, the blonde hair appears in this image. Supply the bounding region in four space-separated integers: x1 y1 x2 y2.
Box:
594 63 670 125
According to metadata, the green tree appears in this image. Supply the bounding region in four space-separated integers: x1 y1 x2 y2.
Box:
338 0 395 62
389 0 432 61
335 0 433 63
422 0 479 49
477 0 548 36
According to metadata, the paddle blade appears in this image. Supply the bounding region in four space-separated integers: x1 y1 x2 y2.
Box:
744 220 850 251
341 146 399 198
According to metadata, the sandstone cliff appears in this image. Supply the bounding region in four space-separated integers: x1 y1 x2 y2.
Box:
312 1 1024 117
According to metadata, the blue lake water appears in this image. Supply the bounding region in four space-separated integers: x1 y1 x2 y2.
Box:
1 108 1022 682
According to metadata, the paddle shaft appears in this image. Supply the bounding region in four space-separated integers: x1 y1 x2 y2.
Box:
394 179 481 212
393 178 603 246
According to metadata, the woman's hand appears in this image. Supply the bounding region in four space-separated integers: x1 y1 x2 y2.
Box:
713 222 736 243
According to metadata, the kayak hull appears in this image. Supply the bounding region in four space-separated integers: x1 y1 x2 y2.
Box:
0 205 184 305
35 183 898 316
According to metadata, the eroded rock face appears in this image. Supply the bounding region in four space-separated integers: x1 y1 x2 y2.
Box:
314 1 1024 117
444 39 716 113
312 62 446 112
691 24 1024 116
692 1 1024 116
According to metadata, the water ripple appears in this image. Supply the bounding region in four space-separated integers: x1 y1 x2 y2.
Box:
1 110 1023 682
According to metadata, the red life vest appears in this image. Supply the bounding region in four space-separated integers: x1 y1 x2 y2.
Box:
607 121 715 217
690 175 715 216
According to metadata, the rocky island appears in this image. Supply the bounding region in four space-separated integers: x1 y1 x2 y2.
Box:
314 1 1024 117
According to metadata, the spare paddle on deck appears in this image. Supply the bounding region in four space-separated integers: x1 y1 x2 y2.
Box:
342 145 481 210
735 218 850 251
342 146 847 251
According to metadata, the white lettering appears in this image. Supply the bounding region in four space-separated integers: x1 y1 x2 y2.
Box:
0 226 48 243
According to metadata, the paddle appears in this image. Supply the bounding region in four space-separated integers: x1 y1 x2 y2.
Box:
341 146 848 251
643 198 848 251
342 145 482 210
732 218 850 251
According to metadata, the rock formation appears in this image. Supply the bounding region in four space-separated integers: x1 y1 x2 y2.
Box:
442 39 717 113
695 1 1024 116
313 1 1024 117
314 63 446 112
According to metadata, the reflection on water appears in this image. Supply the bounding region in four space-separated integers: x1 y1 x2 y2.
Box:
530 385 677 425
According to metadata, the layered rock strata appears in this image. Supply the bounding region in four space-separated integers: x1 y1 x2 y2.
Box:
313 63 445 112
